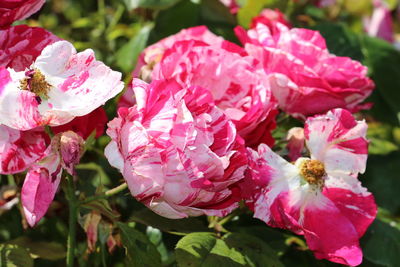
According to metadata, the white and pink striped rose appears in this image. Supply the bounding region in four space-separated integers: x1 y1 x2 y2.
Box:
0 40 123 131
245 109 377 266
105 78 248 219
132 26 224 82
236 22 375 119
152 39 278 148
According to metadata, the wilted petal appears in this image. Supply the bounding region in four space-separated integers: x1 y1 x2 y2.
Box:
21 152 61 227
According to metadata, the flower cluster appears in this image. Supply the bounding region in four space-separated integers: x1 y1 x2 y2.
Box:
0 3 378 266
109 10 377 266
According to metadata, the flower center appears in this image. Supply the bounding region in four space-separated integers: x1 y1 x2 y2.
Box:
20 69 51 102
299 159 326 188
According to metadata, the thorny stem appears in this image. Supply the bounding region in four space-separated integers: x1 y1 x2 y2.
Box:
80 182 128 205
66 175 78 267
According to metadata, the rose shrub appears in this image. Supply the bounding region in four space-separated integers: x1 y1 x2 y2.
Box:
0 1 397 267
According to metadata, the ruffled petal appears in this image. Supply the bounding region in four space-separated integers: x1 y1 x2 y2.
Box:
305 108 368 174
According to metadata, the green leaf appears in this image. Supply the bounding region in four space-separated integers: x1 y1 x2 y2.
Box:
313 23 363 61
76 162 111 186
200 0 236 25
367 122 398 155
151 0 201 41
0 244 33 267
362 153 400 213
362 219 400 267
117 222 162 266
362 36 400 125
81 199 120 222
123 0 181 10
233 226 288 254
130 208 208 234
115 23 154 73
146 227 172 263
175 232 245 266
175 232 284 267
7 237 65 261
223 233 284 267
368 138 398 155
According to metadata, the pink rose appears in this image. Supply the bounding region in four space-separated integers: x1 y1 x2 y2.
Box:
119 26 224 109
364 0 394 43
0 0 45 28
151 39 278 147
105 79 247 219
0 125 48 174
132 26 224 82
236 23 375 119
0 40 123 130
246 109 377 266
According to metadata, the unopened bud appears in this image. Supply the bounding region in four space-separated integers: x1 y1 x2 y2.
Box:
52 131 84 175
286 127 305 162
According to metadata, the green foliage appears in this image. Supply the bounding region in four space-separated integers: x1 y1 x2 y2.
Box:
0 244 33 267
362 153 400 214
130 208 208 234
117 222 162 266
123 0 181 10
362 219 400 267
367 123 399 155
313 23 363 61
175 232 283 267
362 36 400 125
237 0 287 28
6 237 66 261
115 23 154 73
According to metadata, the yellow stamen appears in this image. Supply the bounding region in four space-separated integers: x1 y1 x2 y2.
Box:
299 159 326 188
